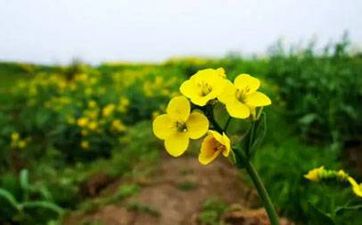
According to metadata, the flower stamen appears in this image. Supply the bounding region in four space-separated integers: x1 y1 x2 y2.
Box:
197 81 213 96
176 121 188 132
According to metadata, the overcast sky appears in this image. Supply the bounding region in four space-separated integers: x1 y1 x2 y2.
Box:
0 0 361 64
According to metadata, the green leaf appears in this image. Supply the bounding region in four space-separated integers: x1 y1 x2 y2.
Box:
19 169 30 200
0 188 20 210
335 201 362 215
21 201 64 215
242 113 267 159
298 113 317 125
308 202 336 225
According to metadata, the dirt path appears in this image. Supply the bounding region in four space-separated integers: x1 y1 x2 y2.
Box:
64 155 291 225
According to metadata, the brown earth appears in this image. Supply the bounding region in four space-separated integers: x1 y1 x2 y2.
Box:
63 155 293 225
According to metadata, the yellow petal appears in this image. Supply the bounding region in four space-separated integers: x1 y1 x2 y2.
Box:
222 133 231 157
245 92 271 107
208 130 231 157
217 80 236 104
216 67 226 77
152 114 175 139
186 111 209 139
304 166 324 181
198 135 221 165
348 177 362 197
167 96 190 121
225 100 250 119
180 80 196 99
164 132 189 157
234 74 260 94
189 95 212 106
209 130 224 144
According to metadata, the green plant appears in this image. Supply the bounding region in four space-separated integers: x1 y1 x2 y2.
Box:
268 36 362 145
0 169 63 225
198 198 228 225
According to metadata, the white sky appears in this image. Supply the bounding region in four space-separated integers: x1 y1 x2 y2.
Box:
0 0 361 64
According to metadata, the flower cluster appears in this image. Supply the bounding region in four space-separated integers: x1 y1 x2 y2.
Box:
10 132 30 150
305 166 362 198
153 68 271 165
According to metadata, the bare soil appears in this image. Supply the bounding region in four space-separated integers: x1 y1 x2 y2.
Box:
63 155 292 225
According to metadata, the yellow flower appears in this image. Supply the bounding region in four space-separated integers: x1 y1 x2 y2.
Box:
102 104 116 117
81 140 90 150
304 166 325 181
153 96 209 157
81 129 88 136
118 97 129 112
337 170 349 180
347 177 362 198
180 68 227 106
218 74 271 119
18 140 27 149
11 132 20 142
111 120 126 132
67 116 76 124
77 117 89 127
88 100 97 108
88 121 98 131
199 131 231 165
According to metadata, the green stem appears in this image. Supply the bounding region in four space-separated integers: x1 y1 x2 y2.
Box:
223 116 232 133
204 104 223 133
245 160 280 225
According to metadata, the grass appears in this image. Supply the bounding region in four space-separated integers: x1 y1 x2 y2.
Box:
126 201 160 217
198 198 229 225
176 180 198 191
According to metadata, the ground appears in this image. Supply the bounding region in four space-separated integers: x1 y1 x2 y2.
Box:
64 154 293 225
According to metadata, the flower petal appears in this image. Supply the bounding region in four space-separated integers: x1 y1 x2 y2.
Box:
222 133 231 157
209 130 224 144
152 114 175 139
164 132 189 157
198 135 221 165
180 80 196 99
234 74 260 94
208 130 231 157
186 111 209 139
217 80 236 104
189 96 211 106
245 91 271 107
348 177 362 197
226 100 250 119
216 67 226 78
167 96 190 121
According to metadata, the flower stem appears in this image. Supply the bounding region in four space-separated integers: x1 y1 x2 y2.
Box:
204 104 223 133
223 116 232 132
245 160 280 225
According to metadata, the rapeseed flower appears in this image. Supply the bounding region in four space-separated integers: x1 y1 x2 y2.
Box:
111 120 126 132
11 132 20 142
118 97 129 112
153 96 209 156
88 100 97 108
81 140 90 150
180 68 227 106
347 177 362 198
102 104 116 117
77 117 89 127
199 131 231 165
88 121 98 131
218 74 271 119
304 166 325 181
18 140 27 149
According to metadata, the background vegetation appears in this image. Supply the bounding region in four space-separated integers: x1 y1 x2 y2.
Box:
0 39 361 225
